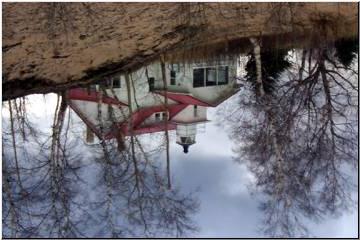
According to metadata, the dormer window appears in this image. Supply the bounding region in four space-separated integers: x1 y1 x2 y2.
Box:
155 113 161 121
154 111 168 122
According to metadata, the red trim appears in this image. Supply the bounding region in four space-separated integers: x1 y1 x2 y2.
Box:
122 104 187 129
170 119 209 124
106 122 177 138
68 88 219 140
155 91 211 107
132 122 177 135
168 104 188 120
68 88 127 106
105 104 187 138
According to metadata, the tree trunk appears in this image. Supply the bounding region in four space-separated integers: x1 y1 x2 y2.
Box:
3 158 18 237
250 37 285 195
299 49 307 81
8 100 24 192
125 71 140 191
161 55 171 190
250 37 265 97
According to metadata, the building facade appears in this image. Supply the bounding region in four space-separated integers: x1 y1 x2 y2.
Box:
68 58 241 153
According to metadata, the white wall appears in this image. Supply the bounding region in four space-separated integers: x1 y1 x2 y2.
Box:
150 59 239 105
141 111 167 126
76 58 239 133
97 66 177 111
93 58 239 109
71 99 129 131
171 105 207 123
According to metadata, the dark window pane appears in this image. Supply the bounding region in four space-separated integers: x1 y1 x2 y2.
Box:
148 77 155 91
218 66 228 85
193 68 204 88
112 76 121 88
206 68 217 86
170 70 176 85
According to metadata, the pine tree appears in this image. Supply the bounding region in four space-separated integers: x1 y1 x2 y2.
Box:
334 38 358 68
245 48 291 95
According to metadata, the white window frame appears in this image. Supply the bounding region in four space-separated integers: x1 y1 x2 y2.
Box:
193 65 229 87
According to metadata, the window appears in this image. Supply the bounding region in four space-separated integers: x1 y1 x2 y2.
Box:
193 66 229 88
112 76 121 88
217 66 229 85
155 113 161 121
193 68 205 88
206 68 217 86
148 77 155 91
170 70 176 85
155 112 167 121
194 105 198 117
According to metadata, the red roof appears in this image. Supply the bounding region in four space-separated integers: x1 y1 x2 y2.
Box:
132 122 177 135
106 122 177 138
104 103 188 139
68 88 127 106
68 88 215 139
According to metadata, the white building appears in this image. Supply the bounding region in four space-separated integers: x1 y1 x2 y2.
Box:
68 58 241 153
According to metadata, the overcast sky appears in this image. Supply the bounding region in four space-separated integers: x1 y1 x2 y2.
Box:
167 104 358 238
3 93 358 238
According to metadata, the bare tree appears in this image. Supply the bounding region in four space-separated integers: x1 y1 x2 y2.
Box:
222 37 357 237
78 70 199 237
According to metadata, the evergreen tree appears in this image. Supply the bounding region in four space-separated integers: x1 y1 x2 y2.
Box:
245 48 291 95
334 38 358 68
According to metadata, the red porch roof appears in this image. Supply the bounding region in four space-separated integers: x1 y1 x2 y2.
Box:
155 91 211 107
68 88 218 140
104 103 188 139
68 88 127 106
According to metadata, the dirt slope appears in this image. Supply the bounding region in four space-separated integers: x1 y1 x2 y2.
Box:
2 2 358 100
